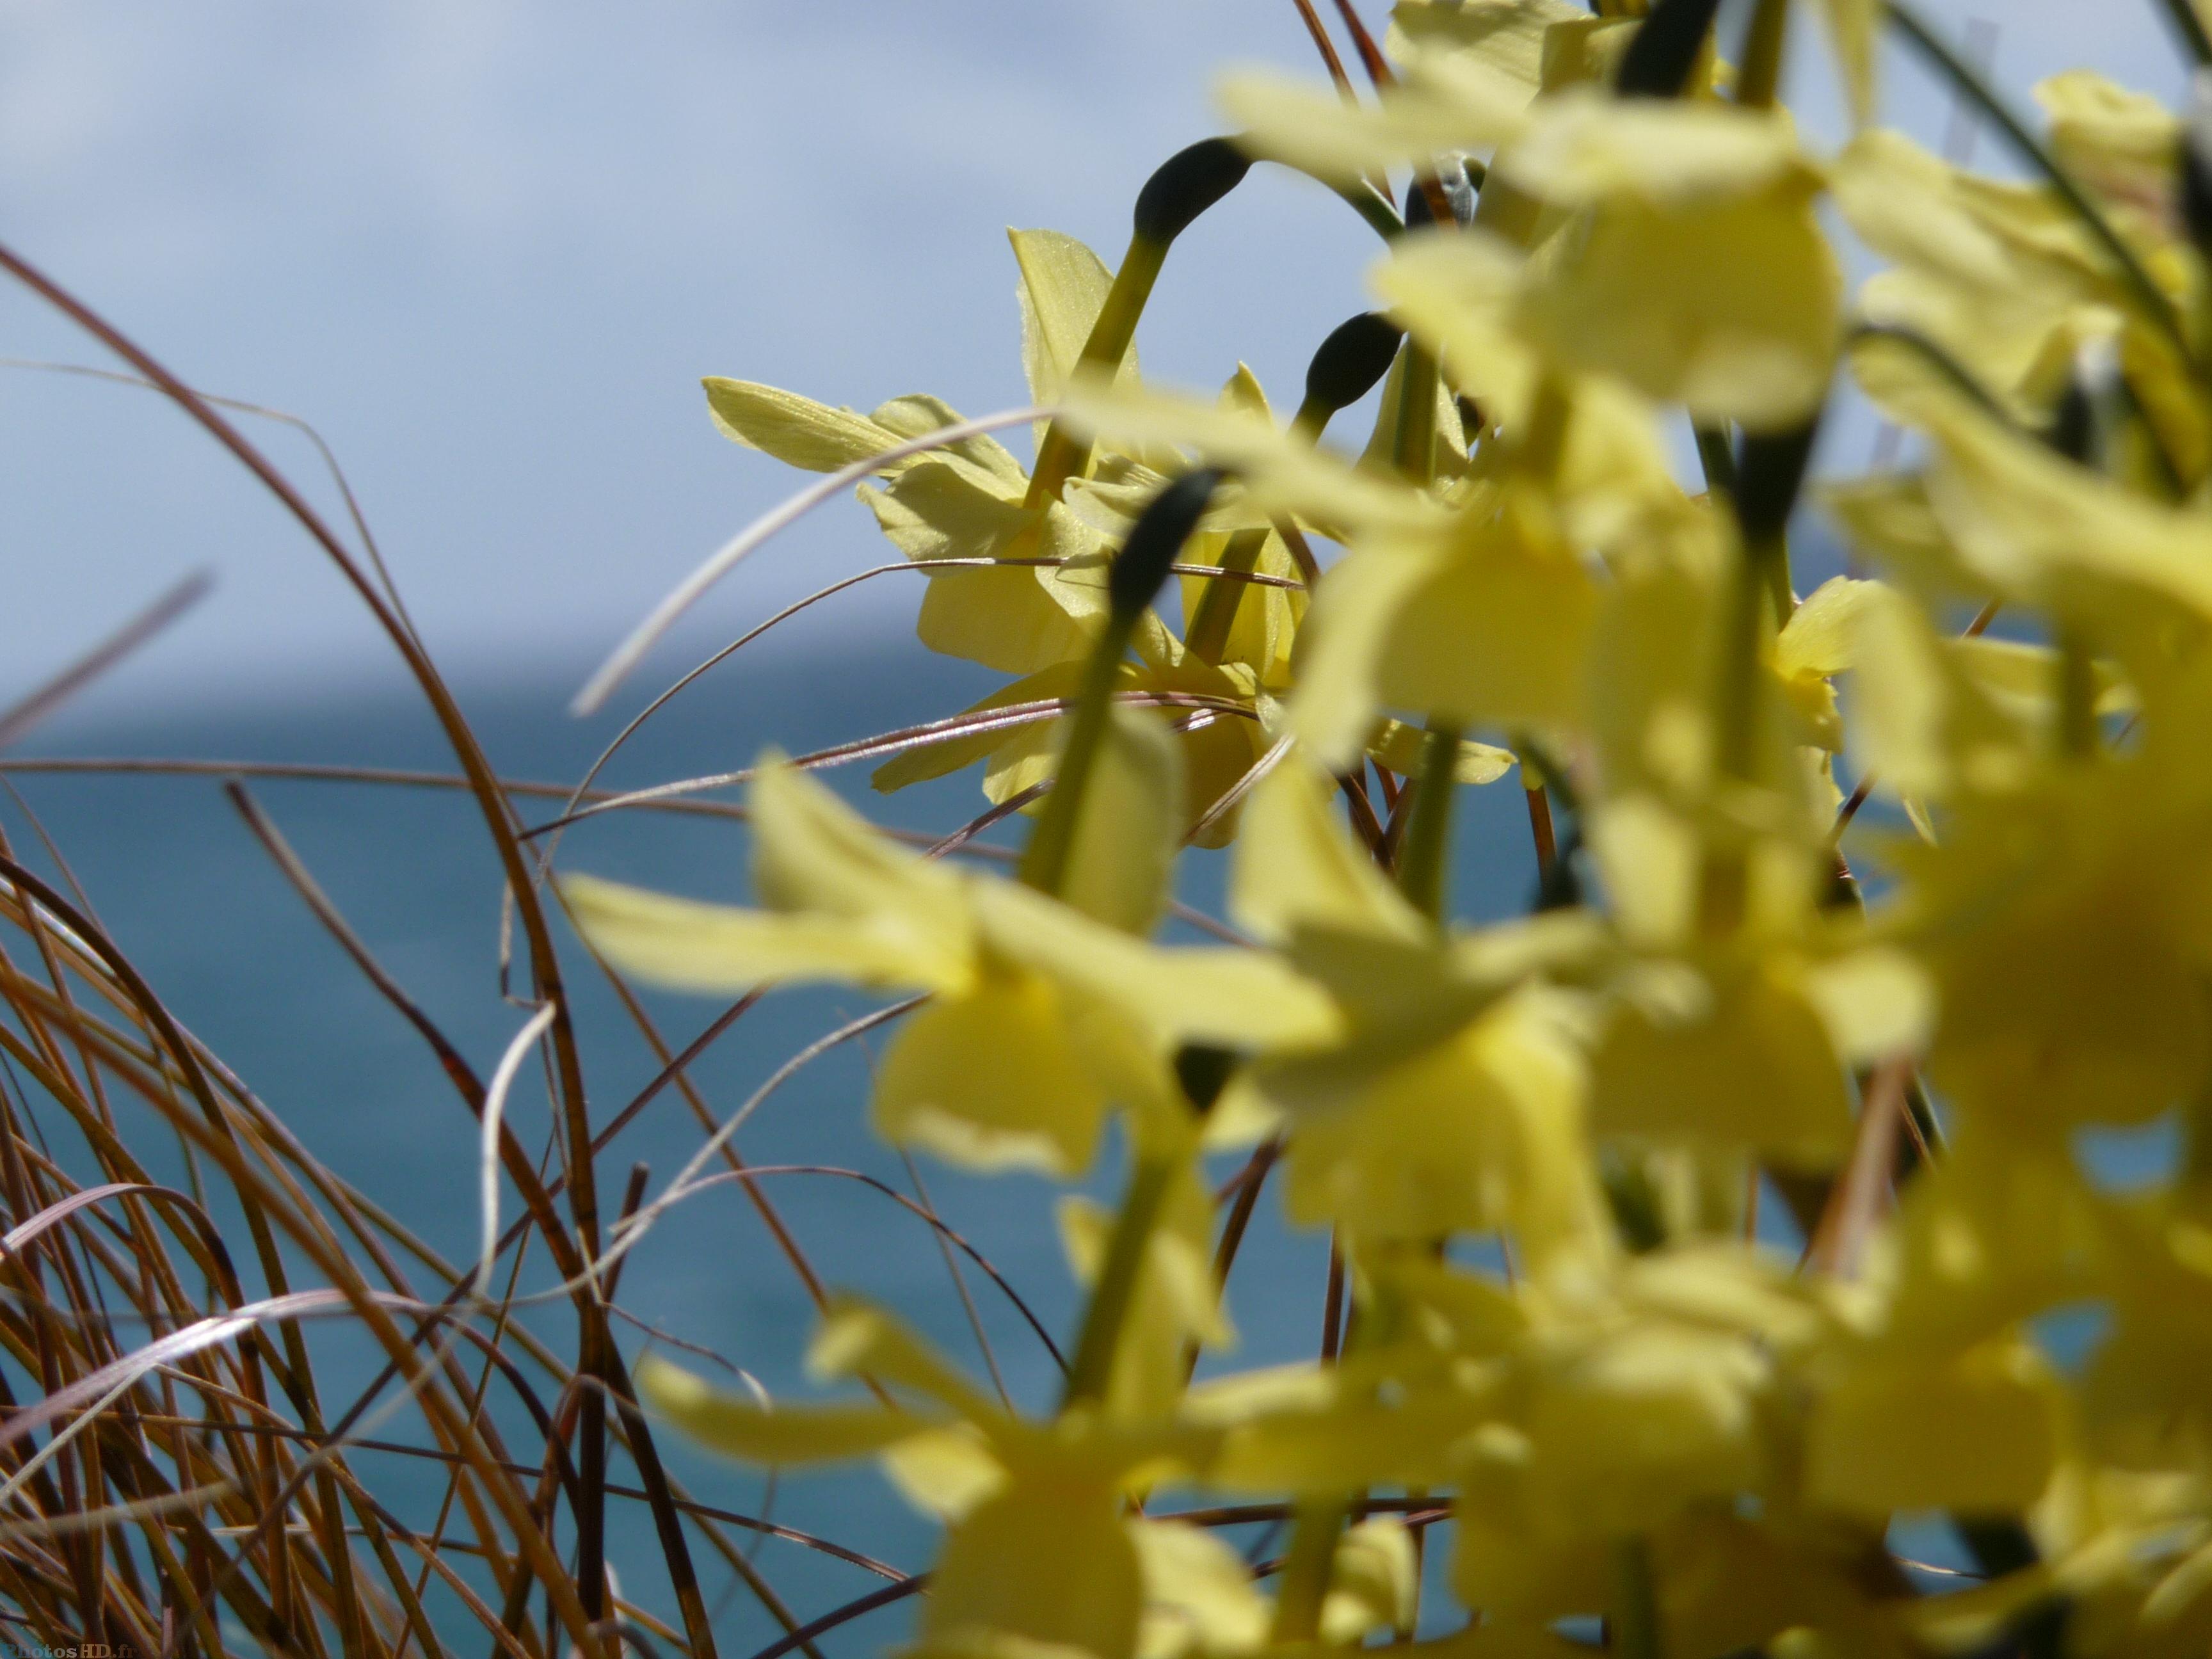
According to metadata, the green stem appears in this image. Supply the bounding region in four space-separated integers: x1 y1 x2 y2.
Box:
1887 1 2195 370
1699 527 1785 936
2056 630 2099 757
1693 422 1738 499
1017 619 1134 897
1184 527 1270 664
1734 0 1789 108
1059 1152 1175 1409
1610 1536 1665 1659
1397 725 1463 921
1269 1497 1349 1643
1521 374 1572 477
1329 174 1408 242
1392 344 1440 481
2156 0 2212 65
1715 541 1783 787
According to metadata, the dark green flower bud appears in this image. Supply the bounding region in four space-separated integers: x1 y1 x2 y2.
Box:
1173 1044 1240 1116
2182 101 2212 266
1109 467 1225 621
1732 420 1820 547
1133 138 1252 245
2047 336 2122 467
1616 0 1724 99
1305 312 1407 417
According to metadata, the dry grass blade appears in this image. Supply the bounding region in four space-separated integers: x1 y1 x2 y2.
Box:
0 570 213 755
529 690 1264 835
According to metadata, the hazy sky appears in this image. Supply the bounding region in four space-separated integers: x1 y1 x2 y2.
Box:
0 1 2187 715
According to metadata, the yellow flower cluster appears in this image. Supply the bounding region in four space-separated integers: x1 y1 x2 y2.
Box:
564 1 2212 1653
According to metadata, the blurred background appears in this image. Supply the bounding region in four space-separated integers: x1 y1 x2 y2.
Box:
0 0 2187 701
0 1 2188 1649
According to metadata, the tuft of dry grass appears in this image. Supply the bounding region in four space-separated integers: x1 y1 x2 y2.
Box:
0 220 1336 1659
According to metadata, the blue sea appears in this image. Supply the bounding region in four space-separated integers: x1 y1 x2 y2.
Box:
13 634 1552 1653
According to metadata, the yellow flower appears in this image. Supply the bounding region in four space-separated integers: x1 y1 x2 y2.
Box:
706 227 1157 676
639 1299 1215 1659
1227 761 1614 1270
565 758 1334 1175
1290 479 1600 771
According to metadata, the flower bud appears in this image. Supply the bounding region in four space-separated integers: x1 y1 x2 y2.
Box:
2183 71 2212 258
1109 467 1226 622
1304 312 1407 418
1173 1044 1239 1116
1133 138 1253 246
1733 421 1820 547
2048 335 2123 468
1616 0 1724 99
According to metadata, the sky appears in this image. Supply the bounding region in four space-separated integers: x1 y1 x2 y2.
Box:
0 0 2190 717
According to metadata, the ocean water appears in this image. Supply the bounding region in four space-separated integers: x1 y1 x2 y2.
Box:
9 634 1549 1653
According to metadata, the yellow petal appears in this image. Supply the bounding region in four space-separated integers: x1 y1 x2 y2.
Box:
1367 501 1599 733
1131 1519 1270 1659
1278 991 1601 1256
1059 702 1183 936
1358 334 1473 485
1774 577 1880 681
1500 92 1818 208
1231 759 1427 947
1063 373 1441 540
560 874 958 995
870 393 1030 488
1321 1518 1420 1644
1806 1338 2063 1519
1011 227 1140 442
1388 0 1589 93
1372 231 1678 541
1840 572 2026 803
636 1354 940 1463
701 377 912 474
1366 719 1518 786
1525 1322 1770 1535
1208 1376 1487 1495
807 1296 1008 1422
2036 69 2178 204
874 974 1109 1176
1287 533 1442 772
1518 188 1840 429
881 1424 1008 1520
753 758 971 931
1215 57 1531 188
924 1477 1143 1659
970 878 1343 1055
862 463 1108 674
1799 947 1933 1066
1921 387 2212 625
1592 961 1854 1167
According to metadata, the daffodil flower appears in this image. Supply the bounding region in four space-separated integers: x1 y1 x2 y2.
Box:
705 227 1153 677
872 368 1306 847
565 758 1336 1176
638 1299 1221 1659
1219 760 1615 1272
